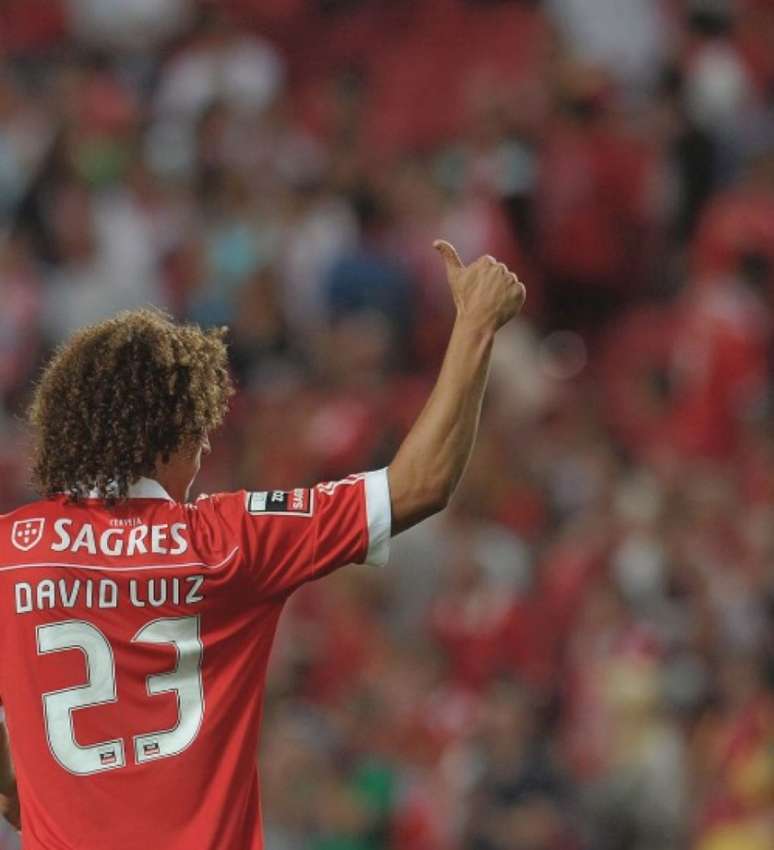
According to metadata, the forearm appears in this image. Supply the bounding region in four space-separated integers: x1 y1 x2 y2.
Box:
388 317 494 533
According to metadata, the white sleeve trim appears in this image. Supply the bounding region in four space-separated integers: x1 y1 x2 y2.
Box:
363 468 392 567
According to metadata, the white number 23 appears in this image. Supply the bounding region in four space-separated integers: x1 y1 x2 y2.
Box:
36 616 204 776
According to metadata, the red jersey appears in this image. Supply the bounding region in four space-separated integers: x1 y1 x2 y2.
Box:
0 470 391 850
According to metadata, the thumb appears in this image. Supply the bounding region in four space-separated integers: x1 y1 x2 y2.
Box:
433 240 464 277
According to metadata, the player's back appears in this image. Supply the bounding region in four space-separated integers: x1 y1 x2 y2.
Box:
0 469 390 849
0 482 281 850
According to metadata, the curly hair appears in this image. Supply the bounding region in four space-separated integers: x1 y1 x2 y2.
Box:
28 308 234 500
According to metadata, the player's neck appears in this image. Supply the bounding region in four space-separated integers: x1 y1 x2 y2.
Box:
152 439 207 503
153 454 197 504
153 473 188 503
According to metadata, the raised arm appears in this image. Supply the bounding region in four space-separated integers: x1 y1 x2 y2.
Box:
388 241 525 534
0 720 19 830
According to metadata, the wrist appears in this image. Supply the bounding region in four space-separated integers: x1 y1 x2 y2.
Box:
453 312 497 342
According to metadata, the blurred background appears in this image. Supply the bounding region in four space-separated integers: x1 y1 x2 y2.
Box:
1 0 773 848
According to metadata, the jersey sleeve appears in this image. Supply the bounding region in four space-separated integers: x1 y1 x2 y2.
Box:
211 468 391 598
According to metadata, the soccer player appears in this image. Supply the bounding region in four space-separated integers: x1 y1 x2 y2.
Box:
0 241 524 849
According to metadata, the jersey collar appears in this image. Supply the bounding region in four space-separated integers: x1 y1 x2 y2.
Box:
127 477 173 500
85 477 173 500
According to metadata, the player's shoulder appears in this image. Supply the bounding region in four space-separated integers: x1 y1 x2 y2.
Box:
187 490 245 515
181 491 250 543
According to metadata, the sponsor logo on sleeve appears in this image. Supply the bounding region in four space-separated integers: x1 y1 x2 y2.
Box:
246 489 313 516
11 518 46 551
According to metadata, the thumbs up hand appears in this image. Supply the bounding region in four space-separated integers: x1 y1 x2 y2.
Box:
433 240 526 332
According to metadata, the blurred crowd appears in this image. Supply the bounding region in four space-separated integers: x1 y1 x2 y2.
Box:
1 1 773 849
